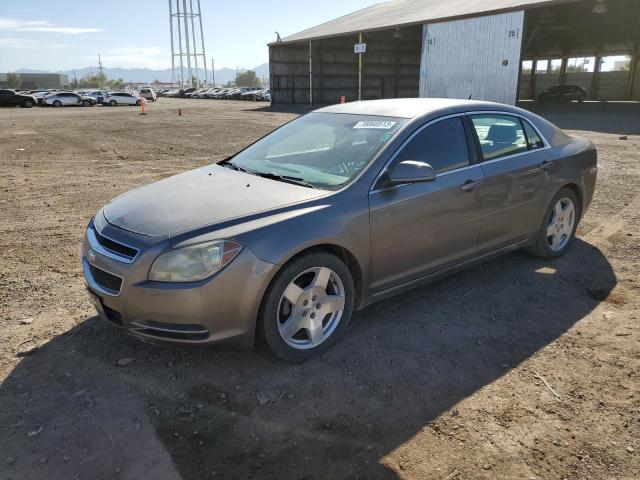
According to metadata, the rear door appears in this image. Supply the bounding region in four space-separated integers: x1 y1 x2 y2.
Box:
369 115 485 292
60 93 75 105
468 113 551 252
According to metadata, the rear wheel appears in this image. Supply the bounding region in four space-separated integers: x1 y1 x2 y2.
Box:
526 188 580 259
258 252 355 363
52 100 62 107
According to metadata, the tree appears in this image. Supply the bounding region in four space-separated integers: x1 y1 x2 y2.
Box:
235 70 261 88
191 75 199 87
6 72 21 89
77 72 108 89
106 78 124 90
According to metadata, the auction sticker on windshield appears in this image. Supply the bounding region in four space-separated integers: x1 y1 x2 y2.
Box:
353 121 397 129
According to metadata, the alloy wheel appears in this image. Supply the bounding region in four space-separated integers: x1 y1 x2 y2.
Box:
547 197 575 252
277 267 345 350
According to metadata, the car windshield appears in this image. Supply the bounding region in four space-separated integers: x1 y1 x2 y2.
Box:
227 112 407 190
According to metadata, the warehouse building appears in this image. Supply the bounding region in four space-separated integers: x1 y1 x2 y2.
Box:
0 72 70 90
268 0 640 105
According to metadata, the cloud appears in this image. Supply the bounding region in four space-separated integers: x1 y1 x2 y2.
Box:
0 17 103 34
0 37 73 49
86 46 170 69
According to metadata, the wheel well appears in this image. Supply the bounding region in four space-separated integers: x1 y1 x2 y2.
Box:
562 183 583 217
286 244 364 307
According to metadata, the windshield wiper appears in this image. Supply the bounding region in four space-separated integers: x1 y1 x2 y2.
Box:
218 159 247 172
253 172 317 189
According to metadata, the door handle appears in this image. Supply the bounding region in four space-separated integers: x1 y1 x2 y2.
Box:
540 160 554 171
461 180 481 192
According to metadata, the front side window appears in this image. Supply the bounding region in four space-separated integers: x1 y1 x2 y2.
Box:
393 117 470 174
228 112 407 190
470 115 528 161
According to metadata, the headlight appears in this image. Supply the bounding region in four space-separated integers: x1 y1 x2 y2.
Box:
148 240 242 283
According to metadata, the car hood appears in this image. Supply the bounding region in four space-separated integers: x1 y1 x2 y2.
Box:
103 165 326 237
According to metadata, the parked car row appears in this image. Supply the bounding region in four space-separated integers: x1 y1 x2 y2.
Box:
0 88 148 108
157 87 270 102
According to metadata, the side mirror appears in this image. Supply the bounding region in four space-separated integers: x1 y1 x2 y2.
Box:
386 160 436 185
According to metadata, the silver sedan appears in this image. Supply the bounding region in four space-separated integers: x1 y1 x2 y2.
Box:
102 92 144 106
82 98 597 362
42 91 95 107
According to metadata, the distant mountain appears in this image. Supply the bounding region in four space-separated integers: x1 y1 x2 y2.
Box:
16 63 269 85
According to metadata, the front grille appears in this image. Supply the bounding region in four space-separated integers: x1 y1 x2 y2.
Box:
88 264 123 293
130 320 209 341
94 229 138 260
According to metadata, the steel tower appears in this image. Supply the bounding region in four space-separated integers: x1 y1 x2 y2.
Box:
168 0 208 87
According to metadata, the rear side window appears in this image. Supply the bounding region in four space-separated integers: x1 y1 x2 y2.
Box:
395 117 469 174
522 120 545 150
470 115 528 161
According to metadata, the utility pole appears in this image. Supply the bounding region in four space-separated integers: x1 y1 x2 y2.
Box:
211 58 215 86
98 54 103 73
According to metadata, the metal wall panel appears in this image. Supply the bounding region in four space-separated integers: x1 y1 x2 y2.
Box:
419 11 524 105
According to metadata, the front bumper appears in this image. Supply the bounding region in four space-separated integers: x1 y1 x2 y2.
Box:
82 213 278 348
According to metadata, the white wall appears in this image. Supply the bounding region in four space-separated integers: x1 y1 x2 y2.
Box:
419 11 524 105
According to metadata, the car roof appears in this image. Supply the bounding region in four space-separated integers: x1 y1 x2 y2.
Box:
315 98 522 119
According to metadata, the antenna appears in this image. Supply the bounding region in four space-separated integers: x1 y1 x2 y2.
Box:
169 0 207 87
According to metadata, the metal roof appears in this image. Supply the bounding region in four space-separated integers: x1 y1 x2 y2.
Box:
274 0 579 45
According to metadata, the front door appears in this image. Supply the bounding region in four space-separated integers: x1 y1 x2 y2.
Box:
369 116 485 292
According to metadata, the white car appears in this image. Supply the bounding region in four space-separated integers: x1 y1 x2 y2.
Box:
138 88 157 102
103 92 144 106
42 91 95 107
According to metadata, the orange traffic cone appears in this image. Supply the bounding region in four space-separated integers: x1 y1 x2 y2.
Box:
139 99 147 115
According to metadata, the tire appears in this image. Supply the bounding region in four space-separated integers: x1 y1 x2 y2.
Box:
82 100 91 107
53 100 62 107
257 251 355 363
526 187 581 259
135 100 141 106
109 100 117 107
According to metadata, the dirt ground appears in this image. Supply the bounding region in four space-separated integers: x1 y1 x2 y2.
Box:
0 98 638 480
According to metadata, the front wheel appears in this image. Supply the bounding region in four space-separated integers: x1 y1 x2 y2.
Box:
22 99 34 108
258 252 355 363
526 188 580 259
135 100 141 106
52 100 62 107
109 100 117 107
82 100 91 107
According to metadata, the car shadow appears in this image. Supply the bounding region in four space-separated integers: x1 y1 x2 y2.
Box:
0 239 615 479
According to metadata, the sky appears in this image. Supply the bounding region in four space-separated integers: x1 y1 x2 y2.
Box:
0 0 380 72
